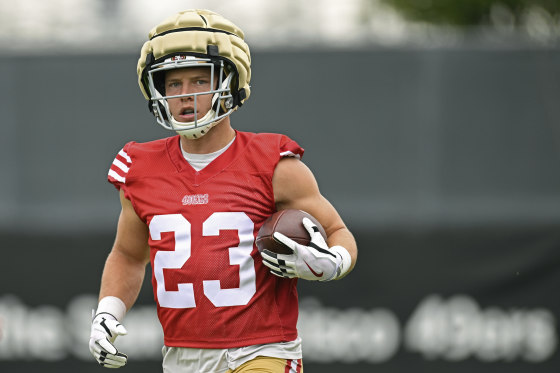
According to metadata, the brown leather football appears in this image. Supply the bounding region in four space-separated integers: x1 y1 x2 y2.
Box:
256 209 327 254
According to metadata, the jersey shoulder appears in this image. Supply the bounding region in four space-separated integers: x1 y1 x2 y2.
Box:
107 136 177 190
238 131 304 160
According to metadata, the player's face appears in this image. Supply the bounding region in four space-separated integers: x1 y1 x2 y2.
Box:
165 67 217 123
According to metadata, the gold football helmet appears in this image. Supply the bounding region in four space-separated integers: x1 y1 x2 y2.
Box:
137 9 251 138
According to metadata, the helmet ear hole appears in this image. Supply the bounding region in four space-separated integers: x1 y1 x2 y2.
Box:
218 97 234 115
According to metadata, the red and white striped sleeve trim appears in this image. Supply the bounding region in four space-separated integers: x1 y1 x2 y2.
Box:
280 150 301 159
279 139 304 159
108 148 132 186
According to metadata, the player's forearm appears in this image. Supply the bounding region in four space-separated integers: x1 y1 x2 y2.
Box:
327 227 358 274
99 249 147 311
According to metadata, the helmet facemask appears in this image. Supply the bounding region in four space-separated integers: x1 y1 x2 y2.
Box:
147 55 235 139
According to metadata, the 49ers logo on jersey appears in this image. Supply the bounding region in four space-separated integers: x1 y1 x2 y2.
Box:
182 194 209 205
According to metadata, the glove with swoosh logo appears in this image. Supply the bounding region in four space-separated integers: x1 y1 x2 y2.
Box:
89 297 128 368
260 217 351 281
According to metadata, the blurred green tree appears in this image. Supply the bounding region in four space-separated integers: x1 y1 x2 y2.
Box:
378 0 560 26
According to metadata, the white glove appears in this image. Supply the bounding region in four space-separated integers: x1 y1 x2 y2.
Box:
260 217 351 281
89 297 128 368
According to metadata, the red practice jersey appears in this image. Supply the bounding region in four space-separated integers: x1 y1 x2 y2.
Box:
107 131 304 348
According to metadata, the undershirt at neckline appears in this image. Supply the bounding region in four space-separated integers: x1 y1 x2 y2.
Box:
180 136 236 171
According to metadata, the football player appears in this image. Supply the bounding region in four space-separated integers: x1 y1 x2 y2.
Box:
89 9 357 373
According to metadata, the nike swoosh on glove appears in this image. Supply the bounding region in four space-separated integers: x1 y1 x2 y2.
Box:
260 217 347 281
89 313 128 368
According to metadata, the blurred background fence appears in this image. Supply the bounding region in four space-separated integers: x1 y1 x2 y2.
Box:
1 1 560 372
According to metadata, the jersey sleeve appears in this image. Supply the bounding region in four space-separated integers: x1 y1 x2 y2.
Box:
107 142 134 192
279 135 304 159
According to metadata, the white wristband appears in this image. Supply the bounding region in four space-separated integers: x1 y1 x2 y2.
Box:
96 296 127 322
331 245 352 280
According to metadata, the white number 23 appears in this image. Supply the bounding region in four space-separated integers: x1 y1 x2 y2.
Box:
149 212 256 309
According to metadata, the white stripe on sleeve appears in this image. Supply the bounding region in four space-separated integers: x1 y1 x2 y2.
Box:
118 149 132 163
108 169 126 183
112 158 130 173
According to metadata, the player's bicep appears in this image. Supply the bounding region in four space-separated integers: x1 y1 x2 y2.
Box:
112 189 150 265
273 157 318 206
272 157 346 237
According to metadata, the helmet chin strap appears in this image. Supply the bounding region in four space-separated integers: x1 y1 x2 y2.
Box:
171 109 219 139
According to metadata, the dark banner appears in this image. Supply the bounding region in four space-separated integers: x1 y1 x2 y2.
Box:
1 225 559 372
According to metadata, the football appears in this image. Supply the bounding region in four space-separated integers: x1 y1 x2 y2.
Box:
256 209 327 254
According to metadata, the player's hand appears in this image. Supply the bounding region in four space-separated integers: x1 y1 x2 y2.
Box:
260 217 347 281
89 312 128 368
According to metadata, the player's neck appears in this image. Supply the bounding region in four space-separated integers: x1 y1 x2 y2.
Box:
179 117 235 154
